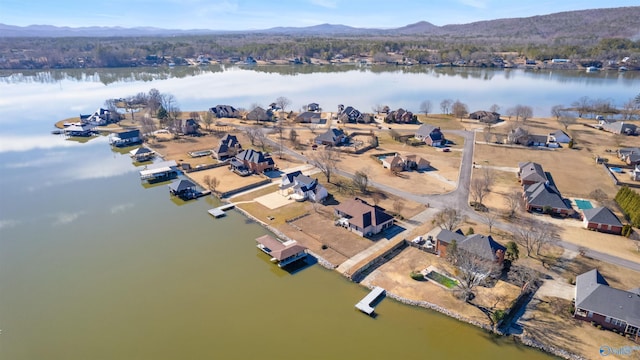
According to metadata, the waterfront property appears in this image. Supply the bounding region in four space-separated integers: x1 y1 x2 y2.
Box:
80 107 112 125
434 229 505 263
574 269 640 342
581 207 623 235
255 234 308 268
110 129 142 147
129 146 155 162
355 286 386 315
212 134 242 160
139 160 179 182
63 123 95 137
209 104 240 118
168 179 198 200
279 170 328 202
230 149 275 175
469 110 500 124
334 198 394 237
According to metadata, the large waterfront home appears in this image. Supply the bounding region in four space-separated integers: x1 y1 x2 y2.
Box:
334 198 394 237
574 269 640 342
279 170 328 203
230 149 275 175
129 146 155 162
434 229 505 263
110 129 142 147
213 134 242 160
255 234 308 268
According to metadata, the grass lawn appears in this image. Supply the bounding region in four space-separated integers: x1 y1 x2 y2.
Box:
426 270 458 288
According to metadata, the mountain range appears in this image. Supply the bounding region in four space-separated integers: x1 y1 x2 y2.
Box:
1 6 639 41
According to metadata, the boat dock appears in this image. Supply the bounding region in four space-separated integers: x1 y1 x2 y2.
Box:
207 203 235 218
355 286 386 315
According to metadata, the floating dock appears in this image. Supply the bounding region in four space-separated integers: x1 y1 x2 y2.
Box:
355 286 386 315
207 204 235 218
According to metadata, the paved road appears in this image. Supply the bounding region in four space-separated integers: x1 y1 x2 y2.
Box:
253 125 640 272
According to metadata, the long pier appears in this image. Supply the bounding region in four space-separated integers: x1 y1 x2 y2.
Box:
355 286 386 315
207 203 235 218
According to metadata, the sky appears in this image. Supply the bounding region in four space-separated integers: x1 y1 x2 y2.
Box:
1 0 638 30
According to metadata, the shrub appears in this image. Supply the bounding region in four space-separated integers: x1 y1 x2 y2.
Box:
321 244 328 250
466 227 475 235
410 271 424 281
492 309 506 323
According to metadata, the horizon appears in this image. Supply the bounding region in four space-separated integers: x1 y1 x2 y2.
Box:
1 1 638 31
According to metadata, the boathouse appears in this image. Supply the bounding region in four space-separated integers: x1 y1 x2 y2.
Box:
139 160 178 182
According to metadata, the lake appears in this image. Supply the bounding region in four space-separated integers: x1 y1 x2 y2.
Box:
2 65 636 360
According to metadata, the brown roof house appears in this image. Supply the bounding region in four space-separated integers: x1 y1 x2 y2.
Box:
230 149 274 176
255 234 308 268
381 154 430 172
415 124 445 147
619 147 640 166
296 111 323 124
469 110 500 124
582 207 623 235
213 134 242 160
574 269 640 342
334 198 394 237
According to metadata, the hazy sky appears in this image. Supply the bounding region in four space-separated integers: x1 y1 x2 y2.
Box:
1 0 638 30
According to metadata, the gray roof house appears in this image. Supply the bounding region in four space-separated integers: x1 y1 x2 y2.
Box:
435 229 505 263
619 148 640 166
415 124 445 147
213 134 242 160
523 182 574 215
574 269 640 340
246 107 272 122
518 162 548 185
602 121 638 135
279 170 328 203
315 128 347 146
110 129 141 147
548 130 571 144
338 106 363 123
334 198 394 237
209 105 240 118
231 149 275 175
582 207 623 235
296 111 322 123
307 103 320 112
469 110 500 123
168 179 198 200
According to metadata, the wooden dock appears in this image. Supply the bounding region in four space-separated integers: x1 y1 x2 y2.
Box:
355 286 386 315
207 204 235 218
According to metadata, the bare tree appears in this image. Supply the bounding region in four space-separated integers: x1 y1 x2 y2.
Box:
514 104 533 122
621 98 639 120
352 169 369 194
371 192 383 206
393 199 405 216
202 111 214 131
470 177 490 206
571 96 591 118
550 105 564 120
432 207 466 231
451 250 501 301
481 210 499 234
311 148 339 183
420 100 432 117
147 88 162 113
203 175 220 192
557 114 577 131
275 96 291 120
482 126 493 143
589 188 608 203
289 129 298 148
440 99 453 115
246 127 260 146
513 219 558 257
503 191 522 218
489 104 500 113
254 129 268 151
452 100 469 120
139 114 157 136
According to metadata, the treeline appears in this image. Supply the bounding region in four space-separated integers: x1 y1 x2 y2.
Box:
1 34 639 70
615 186 640 228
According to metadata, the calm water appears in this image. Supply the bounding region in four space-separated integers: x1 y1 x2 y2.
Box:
3 65 635 360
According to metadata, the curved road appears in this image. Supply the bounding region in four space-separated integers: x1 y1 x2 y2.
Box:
255 125 640 272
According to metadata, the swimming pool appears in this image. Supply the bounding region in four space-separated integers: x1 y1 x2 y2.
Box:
610 167 623 173
575 199 593 210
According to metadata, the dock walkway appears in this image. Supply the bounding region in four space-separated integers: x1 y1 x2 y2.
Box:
207 203 235 218
355 286 386 315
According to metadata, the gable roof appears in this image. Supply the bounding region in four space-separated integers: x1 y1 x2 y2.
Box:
518 161 548 183
315 128 345 144
116 129 140 139
236 149 274 165
458 234 506 262
246 107 271 121
523 182 570 210
129 147 153 156
550 130 570 139
435 229 467 244
576 269 640 327
582 207 623 227
168 179 196 192
282 170 303 184
334 198 393 229
255 235 307 261
416 124 438 137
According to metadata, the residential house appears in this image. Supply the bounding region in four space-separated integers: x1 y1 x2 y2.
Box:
168 179 198 200
80 108 112 125
469 110 500 123
381 154 430 172
435 229 505 263
129 146 155 162
64 123 95 137
338 106 363 123
279 170 328 203
582 207 624 235
548 130 571 144
632 165 640 181
385 108 415 123
314 128 347 146
415 124 445 147
246 107 272 122
508 127 547 146
110 129 141 147
255 235 308 268
171 118 199 135
602 121 638 135
619 148 640 166
212 134 242 160
522 181 574 216
334 198 394 237
307 103 320 112
230 149 275 175
574 269 640 342
518 162 549 185
296 111 322 124
209 105 240 118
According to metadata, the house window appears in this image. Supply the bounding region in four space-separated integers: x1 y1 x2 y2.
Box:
627 326 639 335
605 316 611 323
587 311 593 318
611 318 626 327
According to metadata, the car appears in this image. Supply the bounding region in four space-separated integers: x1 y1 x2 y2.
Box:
441 148 451 152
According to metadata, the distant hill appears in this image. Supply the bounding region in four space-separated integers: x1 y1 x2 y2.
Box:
1 6 639 41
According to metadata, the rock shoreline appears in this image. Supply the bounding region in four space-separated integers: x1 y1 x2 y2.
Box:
234 202 584 360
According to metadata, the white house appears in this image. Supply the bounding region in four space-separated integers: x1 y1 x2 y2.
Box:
548 130 571 144
279 170 328 202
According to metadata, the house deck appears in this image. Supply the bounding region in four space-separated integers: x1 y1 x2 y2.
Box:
355 286 386 315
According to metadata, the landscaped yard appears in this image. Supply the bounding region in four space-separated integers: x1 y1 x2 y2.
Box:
425 270 458 289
